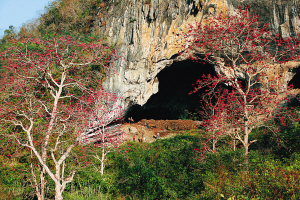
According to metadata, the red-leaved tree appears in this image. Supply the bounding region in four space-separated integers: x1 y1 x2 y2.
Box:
197 88 241 152
0 35 124 200
182 8 300 155
80 90 124 175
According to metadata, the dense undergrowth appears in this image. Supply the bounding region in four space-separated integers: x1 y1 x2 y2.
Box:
1 112 300 200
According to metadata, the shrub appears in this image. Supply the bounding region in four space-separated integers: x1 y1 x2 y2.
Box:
114 134 205 199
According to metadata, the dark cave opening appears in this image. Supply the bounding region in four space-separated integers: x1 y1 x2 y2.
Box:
288 67 300 89
288 67 300 106
125 60 216 121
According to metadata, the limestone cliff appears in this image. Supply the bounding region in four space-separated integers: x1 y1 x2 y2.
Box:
90 0 300 112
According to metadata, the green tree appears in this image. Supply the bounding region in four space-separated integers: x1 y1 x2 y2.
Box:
1 25 17 44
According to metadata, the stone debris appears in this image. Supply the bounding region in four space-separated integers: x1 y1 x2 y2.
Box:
121 119 202 143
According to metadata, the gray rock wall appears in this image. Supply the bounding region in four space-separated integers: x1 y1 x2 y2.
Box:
91 0 300 108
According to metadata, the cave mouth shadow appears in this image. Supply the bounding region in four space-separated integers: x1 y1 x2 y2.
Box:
289 67 300 89
288 66 300 107
125 59 216 122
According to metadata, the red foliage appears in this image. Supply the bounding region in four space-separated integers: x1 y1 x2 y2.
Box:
0 35 124 199
180 7 300 155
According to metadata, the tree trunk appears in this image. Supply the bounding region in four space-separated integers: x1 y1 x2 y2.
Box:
245 145 249 155
244 121 250 173
31 150 44 200
34 189 42 200
243 98 249 155
100 146 105 175
100 126 105 175
40 168 45 200
55 182 63 200
55 164 63 200
40 90 61 199
244 124 249 155
233 138 236 151
212 141 216 152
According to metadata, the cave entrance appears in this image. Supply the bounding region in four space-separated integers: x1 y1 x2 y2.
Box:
125 59 216 121
288 67 300 106
289 67 300 89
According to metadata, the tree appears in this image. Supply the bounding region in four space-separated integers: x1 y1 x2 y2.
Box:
197 88 240 152
183 7 300 155
80 90 125 175
38 0 103 36
0 25 17 44
18 19 41 39
0 35 123 200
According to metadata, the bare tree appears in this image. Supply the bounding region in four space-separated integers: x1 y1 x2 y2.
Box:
80 91 125 175
0 35 122 199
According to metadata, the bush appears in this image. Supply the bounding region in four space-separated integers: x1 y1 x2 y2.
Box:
38 0 104 36
250 108 300 159
198 149 300 200
113 134 205 199
249 153 300 199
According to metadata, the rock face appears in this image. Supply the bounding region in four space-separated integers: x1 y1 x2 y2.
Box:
91 0 300 115
239 0 300 38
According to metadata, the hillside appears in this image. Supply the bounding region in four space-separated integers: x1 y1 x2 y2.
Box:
0 0 300 200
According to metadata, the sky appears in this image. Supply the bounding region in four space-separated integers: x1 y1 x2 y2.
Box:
0 0 53 38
